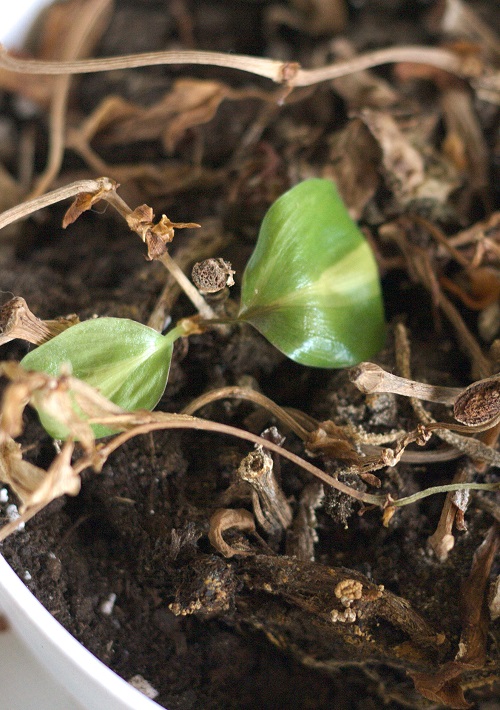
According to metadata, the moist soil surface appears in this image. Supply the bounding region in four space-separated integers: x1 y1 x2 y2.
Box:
1 1 500 709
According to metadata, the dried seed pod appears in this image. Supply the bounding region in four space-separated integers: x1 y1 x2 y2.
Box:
453 374 500 426
192 258 235 294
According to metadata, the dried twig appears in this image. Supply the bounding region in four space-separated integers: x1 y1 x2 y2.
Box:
0 297 78 346
0 44 474 88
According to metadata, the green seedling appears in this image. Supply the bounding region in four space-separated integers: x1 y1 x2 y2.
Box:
238 179 385 368
21 318 186 439
20 178 385 438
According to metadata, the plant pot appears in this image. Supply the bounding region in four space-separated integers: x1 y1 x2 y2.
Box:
0 554 162 710
0 0 55 48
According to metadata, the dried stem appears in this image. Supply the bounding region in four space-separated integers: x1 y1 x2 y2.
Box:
0 297 78 346
0 176 214 320
428 460 473 562
237 445 293 532
0 44 471 87
86 413 387 506
349 362 462 404
0 177 116 230
28 0 113 198
182 385 310 440
87 413 500 507
102 190 215 319
147 218 227 331
159 252 214 320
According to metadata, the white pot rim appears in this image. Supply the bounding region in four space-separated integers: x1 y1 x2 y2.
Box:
0 553 162 710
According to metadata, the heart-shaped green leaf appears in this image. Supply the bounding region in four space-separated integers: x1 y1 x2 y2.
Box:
21 317 176 438
238 179 385 368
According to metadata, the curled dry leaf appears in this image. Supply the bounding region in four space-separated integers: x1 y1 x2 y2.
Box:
25 440 79 510
0 438 81 541
324 118 381 220
0 436 46 507
359 108 425 202
124 205 199 260
72 78 278 155
0 361 126 452
359 108 460 207
62 177 118 228
208 508 256 558
266 0 347 36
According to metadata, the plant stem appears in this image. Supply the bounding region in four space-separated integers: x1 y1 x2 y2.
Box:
0 44 468 87
161 321 190 345
349 362 463 404
0 177 115 230
159 252 215 320
393 481 500 508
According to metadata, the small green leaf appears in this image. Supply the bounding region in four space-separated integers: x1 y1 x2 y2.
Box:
21 317 176 438
238 179 385 368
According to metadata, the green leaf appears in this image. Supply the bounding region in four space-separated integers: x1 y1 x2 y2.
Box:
21 317 176 439
238 179 385 368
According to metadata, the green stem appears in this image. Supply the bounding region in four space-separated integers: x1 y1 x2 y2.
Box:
393 481 500 508
162 322 190 346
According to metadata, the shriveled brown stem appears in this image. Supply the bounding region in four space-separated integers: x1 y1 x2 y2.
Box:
0 177 115 230
0 297 77 346
349 362 462 404
0 176 214 320
428 460 473 562
237 446 293 532
101 191 215 320
28 0 113 198
182 385 310 440
208 508 256 558
0 44 470 87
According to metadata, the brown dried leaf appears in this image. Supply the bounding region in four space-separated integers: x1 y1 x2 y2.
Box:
0 363 126 454
0 363 50 439
0 438 82 541
25 441 79 510
62 178 118 228
124 204 200 260
359 109 425 203
306 420 364 462
75 79 276 155
161 79 235 153
0 436 46 506
324 118 381 219
266 0 347 36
